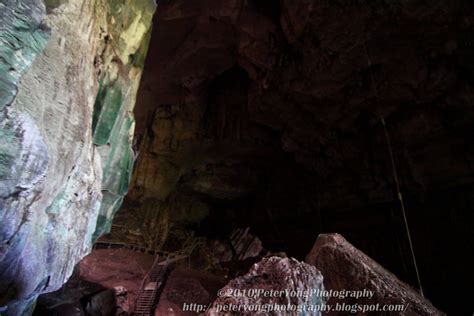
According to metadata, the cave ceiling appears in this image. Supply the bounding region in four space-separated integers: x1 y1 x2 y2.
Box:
129 0 474 210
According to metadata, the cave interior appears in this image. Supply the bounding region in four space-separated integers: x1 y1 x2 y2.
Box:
1 0 473 315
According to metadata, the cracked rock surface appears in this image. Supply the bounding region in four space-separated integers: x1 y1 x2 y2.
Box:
306 233 443 316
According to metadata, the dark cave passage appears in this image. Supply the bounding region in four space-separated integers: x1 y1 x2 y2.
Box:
30 0 474 315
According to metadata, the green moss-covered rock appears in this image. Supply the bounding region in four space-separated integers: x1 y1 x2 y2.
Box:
91 0 155 240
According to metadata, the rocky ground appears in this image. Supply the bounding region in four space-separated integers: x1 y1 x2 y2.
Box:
35 233 444 315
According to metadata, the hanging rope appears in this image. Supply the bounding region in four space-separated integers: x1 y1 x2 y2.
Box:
364 43 425 297
380 116 424 297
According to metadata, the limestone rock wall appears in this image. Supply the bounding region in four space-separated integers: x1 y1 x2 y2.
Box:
0 0 155 314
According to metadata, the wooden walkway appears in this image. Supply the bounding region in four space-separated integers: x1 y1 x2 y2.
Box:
94 236 206 258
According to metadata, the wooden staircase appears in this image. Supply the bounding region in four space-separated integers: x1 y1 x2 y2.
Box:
132 253 189 315
131 256 169 316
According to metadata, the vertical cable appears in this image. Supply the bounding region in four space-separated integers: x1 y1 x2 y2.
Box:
364 42 424 296
381 117 424 297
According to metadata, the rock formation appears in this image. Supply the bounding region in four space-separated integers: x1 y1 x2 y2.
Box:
306 233 443 315
0 0 155 313
107 1 472 313
207 257 325 316
155 266 227 315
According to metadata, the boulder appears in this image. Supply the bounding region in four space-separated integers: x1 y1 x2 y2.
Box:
207 257 325 315
305 233 444 315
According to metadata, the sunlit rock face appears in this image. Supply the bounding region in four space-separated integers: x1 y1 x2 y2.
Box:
0 0 155 314
90 0 156 241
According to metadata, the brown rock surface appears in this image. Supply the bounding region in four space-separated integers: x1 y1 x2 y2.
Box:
306 233 444 315
207 256 325 316
79 249 155 313
34 248 155 315
155 267 227 315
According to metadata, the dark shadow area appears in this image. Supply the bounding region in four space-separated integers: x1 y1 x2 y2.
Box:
105 1 474 314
